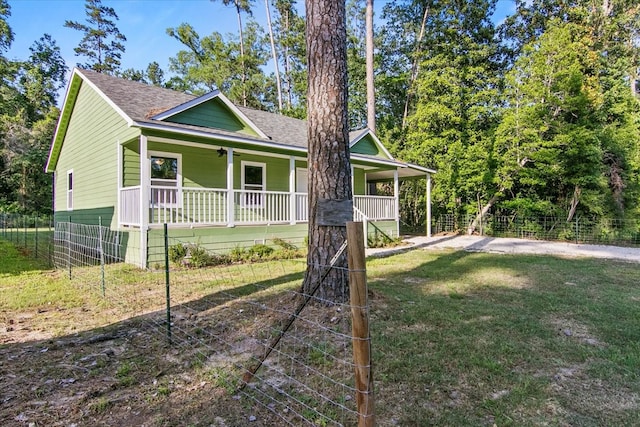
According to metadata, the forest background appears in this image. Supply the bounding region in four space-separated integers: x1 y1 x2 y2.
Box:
0 0 638 233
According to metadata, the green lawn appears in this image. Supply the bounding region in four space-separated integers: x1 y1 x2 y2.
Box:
2 238 639 425
367 250 640 426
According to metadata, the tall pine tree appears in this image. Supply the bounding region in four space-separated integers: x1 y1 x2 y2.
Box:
64 0 127 75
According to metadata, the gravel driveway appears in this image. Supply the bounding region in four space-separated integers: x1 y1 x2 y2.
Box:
368 234 640 263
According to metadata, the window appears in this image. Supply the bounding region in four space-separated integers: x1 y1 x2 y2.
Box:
149 152 181 207
296 167 308 193
66 170 73 211
241 161 265 207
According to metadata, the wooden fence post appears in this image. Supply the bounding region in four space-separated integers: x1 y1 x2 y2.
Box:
346 221 375 426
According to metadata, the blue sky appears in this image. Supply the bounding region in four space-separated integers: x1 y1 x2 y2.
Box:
6 0 516 81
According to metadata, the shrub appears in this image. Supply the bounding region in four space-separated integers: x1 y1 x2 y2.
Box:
168 243 187 264
188 244 211 268
247 243 274 260
273 237 297 251
229 245 247 262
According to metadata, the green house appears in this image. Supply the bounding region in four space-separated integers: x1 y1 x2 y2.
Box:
46 68 434 267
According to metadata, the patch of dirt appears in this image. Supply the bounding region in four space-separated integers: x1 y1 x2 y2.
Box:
549 363 640 416
547 317 606 347
0 320 273 426
0 290 355 426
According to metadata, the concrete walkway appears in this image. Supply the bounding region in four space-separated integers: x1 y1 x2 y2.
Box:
366 234 640 263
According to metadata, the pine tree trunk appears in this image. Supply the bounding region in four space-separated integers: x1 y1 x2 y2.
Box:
402 5 429 129
365 0 375 132
265 0 283 111
303 0 351 304
235 1 247 107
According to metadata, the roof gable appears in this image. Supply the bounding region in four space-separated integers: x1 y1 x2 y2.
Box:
349 129 394 160
152 92 265 138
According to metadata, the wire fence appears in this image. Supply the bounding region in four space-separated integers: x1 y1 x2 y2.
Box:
2 218 373 425
433 214 640 246
0 213 54 266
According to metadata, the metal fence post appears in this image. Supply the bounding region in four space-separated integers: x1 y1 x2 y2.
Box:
23 216 27 248
48 216 53 267
35 215 38 259
164 223 172 344
575 216 579 244
98 217 106 296
68 216 72 280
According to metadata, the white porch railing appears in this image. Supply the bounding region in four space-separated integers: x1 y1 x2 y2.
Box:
119 186 141 226
233 190 291 224
295 193 308 222
118 186 396 227
354 195 395 220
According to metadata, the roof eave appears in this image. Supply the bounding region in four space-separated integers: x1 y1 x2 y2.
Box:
133 120 308 155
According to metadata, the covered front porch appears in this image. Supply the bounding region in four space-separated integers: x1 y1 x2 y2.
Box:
116 135 433 267
116 135 428 231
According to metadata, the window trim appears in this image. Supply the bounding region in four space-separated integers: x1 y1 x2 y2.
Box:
241 160 266 208
66 169 73 211
149 151 182 208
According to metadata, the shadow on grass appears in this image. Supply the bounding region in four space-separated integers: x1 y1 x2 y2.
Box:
367 248 640 425
0 263 307 426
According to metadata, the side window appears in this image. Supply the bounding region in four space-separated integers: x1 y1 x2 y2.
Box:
67 170 73 211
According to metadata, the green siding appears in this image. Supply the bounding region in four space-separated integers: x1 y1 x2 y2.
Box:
53 206 115 226
147 223 308 265
148 141 228 189
123 142 140 187
368 220 398 239
164 98 258 136
145 142 294 192
123 228 142 266
351 135 389 158
353 168 365 195
53 81 140 229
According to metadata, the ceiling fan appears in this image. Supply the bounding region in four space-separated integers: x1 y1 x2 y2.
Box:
217 147 240 157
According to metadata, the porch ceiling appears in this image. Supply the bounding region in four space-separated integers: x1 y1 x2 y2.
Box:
366 164 435 182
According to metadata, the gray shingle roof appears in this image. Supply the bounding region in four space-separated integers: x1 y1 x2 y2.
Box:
78 68 371 153
79 68 309 148
79 68 195 121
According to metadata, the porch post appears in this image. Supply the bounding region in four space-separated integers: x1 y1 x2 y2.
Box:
289 156 296 224
139 135 149 269
426 173 432 237
351 165 355 197
227 147 235 227
116 140 122 228
394 169 399 238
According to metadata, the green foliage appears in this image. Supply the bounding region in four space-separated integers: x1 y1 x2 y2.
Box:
64 0 126 74
0 5 65 215
247 243 274 260
228 244 247 263
168 243 187 265
367 231 401 249
272 237 297 251
166 21 271 109
187 244 211 268
169 239 304 268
